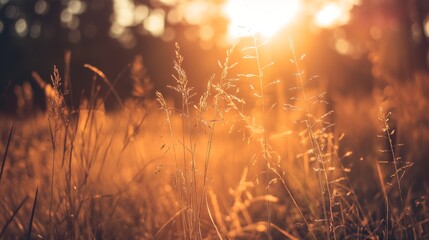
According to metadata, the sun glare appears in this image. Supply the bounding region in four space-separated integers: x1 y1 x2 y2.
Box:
315 3 351 28
224 0 301 39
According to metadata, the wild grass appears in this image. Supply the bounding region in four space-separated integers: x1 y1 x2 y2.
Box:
0 36 428 239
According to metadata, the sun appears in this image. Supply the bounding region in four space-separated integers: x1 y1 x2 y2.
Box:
224 0 301 39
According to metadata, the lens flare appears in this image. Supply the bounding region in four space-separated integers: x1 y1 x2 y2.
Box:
224 0 301 39
315 3 351 28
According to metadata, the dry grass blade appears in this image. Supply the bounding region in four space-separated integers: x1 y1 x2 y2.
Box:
32 71 47 90
0 196 28 238
83 63 124 109
100 64 130 111
206 192 224 240
153 208 186 239
0 123 14 182
27 187 38 240
268 222 299 240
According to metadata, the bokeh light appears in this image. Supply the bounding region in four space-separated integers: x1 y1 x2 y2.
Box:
29 22 42 39
68 0 86 15
159 0 179 7
5 5 19 19
224 0 301 38
15 18 28 37
60 9 73 24
134 5 150 24
143 9 165 37
167 7 183 25
315 3 343 27
183 1 212 25
314 1 356 28
424 16 429 38
0 0 9 6
34 0 49 15
112 0 135 27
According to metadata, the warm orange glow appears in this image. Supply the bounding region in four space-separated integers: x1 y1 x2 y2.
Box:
315 3 351 28
224 0 301 39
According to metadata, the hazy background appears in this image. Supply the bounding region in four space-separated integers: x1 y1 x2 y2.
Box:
1 0 427 110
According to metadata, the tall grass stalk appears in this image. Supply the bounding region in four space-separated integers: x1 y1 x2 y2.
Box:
158 43 246 239
377 106 415 237
27 187 38 240
376 162 389 239
379 107 404 209
160 42 204 238
288 38 336 239
156 91 187 237
0 123 14 182
252 35 272 239
47 65 68 238
0 196 28 238
198 45 237 220
172 42 199 238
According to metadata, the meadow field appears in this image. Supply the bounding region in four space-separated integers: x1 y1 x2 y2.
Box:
1 36 429 240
